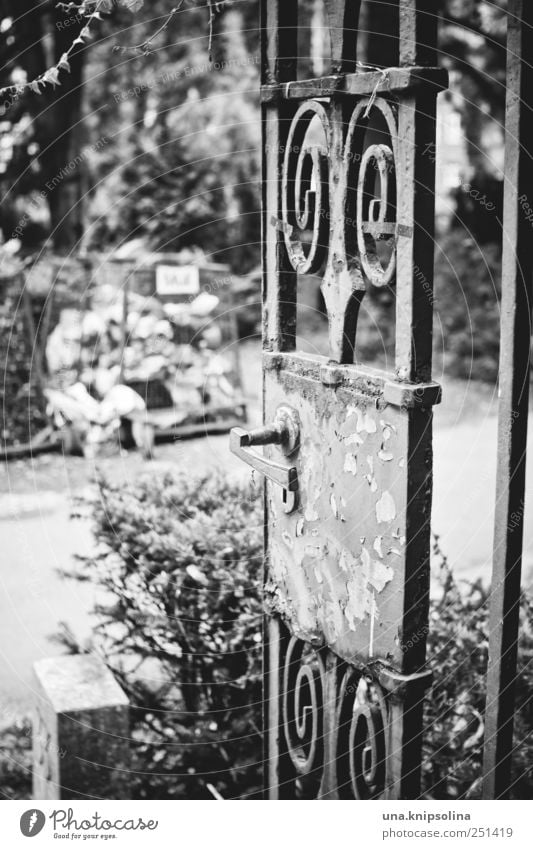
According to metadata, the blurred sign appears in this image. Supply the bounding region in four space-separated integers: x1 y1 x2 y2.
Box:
155 264 200 296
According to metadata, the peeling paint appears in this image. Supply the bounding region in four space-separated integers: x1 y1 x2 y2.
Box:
264 368 422 666
339 549 351 573
369 593 377 657
304 503 319 522
301 436 324 521
376 490 396 523
282 531 293 549
346 406 377 435
345 432 364 447
364 455 378 491
359 410 377 434
343 452 358 475
343 546 394 630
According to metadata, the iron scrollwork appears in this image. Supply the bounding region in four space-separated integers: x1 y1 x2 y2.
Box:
282 636 325 781
346 96 399 289
279 95 399 359
281 101 331 274
280 634 391 799
336 669 388 799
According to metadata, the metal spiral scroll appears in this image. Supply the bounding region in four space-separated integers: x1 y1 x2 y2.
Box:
281 101 331 274
345 97 399 289
282 636 325 777
336 670 388 799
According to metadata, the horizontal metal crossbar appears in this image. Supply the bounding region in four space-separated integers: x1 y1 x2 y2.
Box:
263 351 442 408
261 67 448 103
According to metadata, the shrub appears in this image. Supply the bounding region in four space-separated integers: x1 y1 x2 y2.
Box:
53 473 533 800
0 720 32 800
423 537 533 799
63 471 264 799
433 233 502 383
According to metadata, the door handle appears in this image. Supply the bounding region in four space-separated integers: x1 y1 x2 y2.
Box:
230 406 300 513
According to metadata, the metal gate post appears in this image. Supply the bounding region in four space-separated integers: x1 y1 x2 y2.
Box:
482 0 533 800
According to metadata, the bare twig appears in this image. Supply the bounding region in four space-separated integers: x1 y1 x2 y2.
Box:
113 2 185 56
207 0 224 62
0 10 98 102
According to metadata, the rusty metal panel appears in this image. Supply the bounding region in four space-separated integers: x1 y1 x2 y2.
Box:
263 355 435 672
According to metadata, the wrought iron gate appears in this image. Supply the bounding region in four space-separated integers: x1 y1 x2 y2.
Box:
230 0 447 800
232 0 447 799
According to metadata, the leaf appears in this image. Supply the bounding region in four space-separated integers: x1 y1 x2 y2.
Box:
42 67 61 87
186 565 209 587
96 0 114 12
119 0 145 11
57 53 71 72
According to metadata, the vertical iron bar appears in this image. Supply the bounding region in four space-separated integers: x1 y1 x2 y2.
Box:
261 0 298 799
265 619 283 799
318 652 339 799
482 0 533 800
399 0 438 67
395 88 439 384
261 0 298 353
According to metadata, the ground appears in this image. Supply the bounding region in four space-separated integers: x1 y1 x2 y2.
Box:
1 339 532 720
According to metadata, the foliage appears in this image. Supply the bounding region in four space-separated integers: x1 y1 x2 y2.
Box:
433 231 502 382
0 2 188 102
423 536 533 799
52 472 533 800
440 0 507 183
0 1 235 252
1 473 532 799
82 2 260 270
0 720 32 800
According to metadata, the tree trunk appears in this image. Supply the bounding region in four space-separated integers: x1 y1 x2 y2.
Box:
5 0 86 251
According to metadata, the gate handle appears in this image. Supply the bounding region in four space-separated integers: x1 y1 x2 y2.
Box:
230 406 300 513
